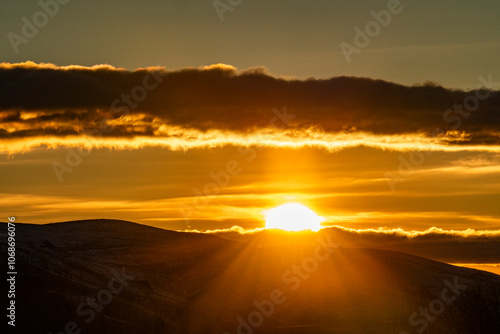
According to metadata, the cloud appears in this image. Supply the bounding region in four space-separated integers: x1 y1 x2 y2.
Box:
212 225 500 263
320 225 500 263
1 62 500 152
185 225 265 234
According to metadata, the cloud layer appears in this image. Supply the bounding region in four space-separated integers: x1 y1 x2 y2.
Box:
1 62 500 152
212 225 500 263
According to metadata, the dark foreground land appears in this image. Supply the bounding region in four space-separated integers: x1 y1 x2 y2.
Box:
1 219 499 333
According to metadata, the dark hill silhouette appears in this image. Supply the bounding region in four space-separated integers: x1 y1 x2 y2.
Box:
1 219 499 334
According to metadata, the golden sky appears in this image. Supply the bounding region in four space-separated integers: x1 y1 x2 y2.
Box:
1 63 500 236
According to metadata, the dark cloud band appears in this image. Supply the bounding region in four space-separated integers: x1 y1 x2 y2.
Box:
1 62 499 145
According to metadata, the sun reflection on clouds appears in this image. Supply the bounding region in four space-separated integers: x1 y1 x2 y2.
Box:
2 129 500 155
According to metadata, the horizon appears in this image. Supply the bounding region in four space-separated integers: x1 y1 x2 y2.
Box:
3 218 500 276
4 217 500 278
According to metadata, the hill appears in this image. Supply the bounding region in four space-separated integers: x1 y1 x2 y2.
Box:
1 219 499 333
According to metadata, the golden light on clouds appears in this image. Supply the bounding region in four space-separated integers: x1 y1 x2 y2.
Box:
1 61 500 155
0 61 127 71
3 130 500 155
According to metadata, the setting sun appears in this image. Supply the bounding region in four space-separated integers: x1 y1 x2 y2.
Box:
264 202 325 232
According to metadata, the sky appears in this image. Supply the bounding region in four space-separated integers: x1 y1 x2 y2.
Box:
1 0 500 88
1 0 500 237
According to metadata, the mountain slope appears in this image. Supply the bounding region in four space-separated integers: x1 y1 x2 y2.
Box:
1 219 499 334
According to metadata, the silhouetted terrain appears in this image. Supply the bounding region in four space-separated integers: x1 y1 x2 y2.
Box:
216 228 500 264
1 220 499 334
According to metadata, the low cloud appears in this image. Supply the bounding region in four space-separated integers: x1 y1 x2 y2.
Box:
322 226 500 263
212 225 500 263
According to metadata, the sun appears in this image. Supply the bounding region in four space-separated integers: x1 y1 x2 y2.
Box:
264 202 325 232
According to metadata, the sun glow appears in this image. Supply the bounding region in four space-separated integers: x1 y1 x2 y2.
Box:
264 202 325 232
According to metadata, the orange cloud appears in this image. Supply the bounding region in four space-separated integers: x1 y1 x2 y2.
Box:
1 62 500 153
